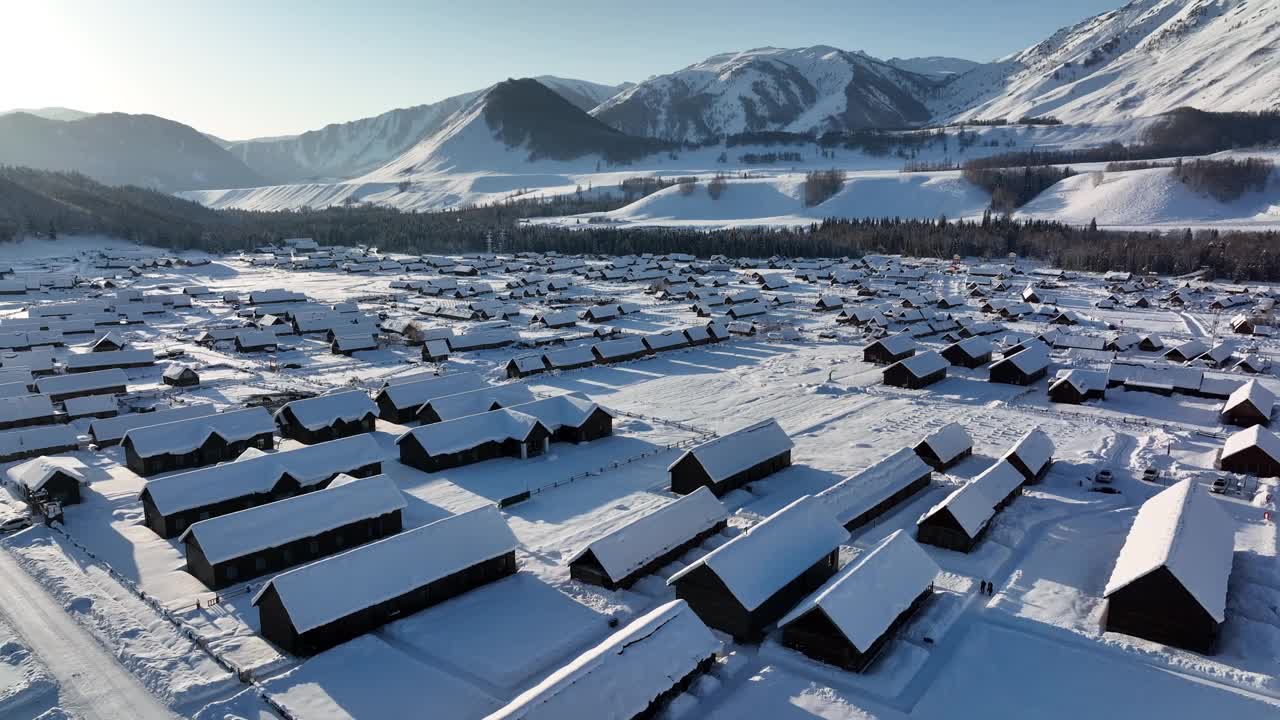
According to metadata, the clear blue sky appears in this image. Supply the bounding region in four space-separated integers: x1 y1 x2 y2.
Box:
7 0 1123 140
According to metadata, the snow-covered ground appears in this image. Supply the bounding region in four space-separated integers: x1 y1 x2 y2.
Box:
0 238 1277 718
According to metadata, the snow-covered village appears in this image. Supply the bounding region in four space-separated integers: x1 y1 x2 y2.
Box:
3 1 1280 718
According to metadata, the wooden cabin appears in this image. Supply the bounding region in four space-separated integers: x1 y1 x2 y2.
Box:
6 456 87 506
372 372 485 423
396 409 551 473
883 351 947 389
916 481 994 553
941 337 992 368
1221 380 1274 427
989 343 1049 386
815 448 932 531
914 423 973 471
1002 427 1055 484
122 407 276 476
1047 370 1107 404
1219 425 1280 477
275 390 378 444
161 365 200 388
863 334 919 365
669 418 793 496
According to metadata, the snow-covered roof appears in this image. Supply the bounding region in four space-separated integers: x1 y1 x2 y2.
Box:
63 394 117 417
543 345 596 368
333 334 377 352
997 342 1050 374
64 349 154 371
642 330 689 351
895 350 948 377
872 333 919 355
277 390 377 431
141 434 385 515
1051 369 1107 394
376 372 485 410
566 487 727 584
1223 380 1275 417
970 460 1026 504
668 495 847 611
918 480 993 538
179 474 406 565
779 530 938 652
1221 424 1280 462
252 505 518 634
1103 480 1234 623
0 393 54 424
1002 427 1054 476
507 394 613 433
35 369 128 397
398 408 544 456
486 599 721 720
0 425 78 458
948 336 992 358
1168 339 1208 360
816 447 933 527
668 418 794 483
234 329 278 347
6 455 88 492
123 407 274 458
593 337 647 359
918 423 972 466
89 404 218 445
448 329 517 351
421 384 536 422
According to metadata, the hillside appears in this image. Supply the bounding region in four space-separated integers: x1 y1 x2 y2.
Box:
0 112 265 191
591 46 938 142
932 0 1280 123
887 56 981 80
224 77 627 184
0 107 95 122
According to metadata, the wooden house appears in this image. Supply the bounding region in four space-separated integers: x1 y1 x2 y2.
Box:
88 404 217 447
1221 380 1274 427
252 505 518 656
815 448 932 531
415 384 536 424
591 337 649 364
505 354 549 379
63 394 118 421
1164 339 1208 363
1219 425 1280 477
971 459 1027 510
91 333 127 352
1048 369 1107 404
1002 427 1055 484
6 456 87 506
179 474 405 589
542 345 597 372
234 329 278 353
779 530 937 672
667 496 846 641
914 423 973 471
863 334 919 365
669 419 793 496
0 394 57 431
1103 480 1233 653
275 390 378 444
35 369 127 402
122 407 275 476
396 409 551 473
161 365 200 388
989 343 1049 386
568 488 727 590
940 337 992 369
883 351 947 389
1138 334 1165 351
138 434 384 537
507 395 614 443
916 480 994 553
372 372 485 423
0 426 79 463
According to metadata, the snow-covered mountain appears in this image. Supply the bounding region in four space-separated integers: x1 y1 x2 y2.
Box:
0 107 95 122
0 112 264 191
224 77 628 184
931 0 1280 123
590 46 939 142
887 57 981 80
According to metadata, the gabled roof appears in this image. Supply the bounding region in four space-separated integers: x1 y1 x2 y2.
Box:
140 434 384 515
6 455 88 491
507 395 613 432
947 336 993 358
89 404 218 445
1223 379 1275 417
918 423 972 465
1003 427 1054 476
668 418 794 483
970 460 1026 504
1221 424 1280 462
0 393 55 424
667 495 847 611
179 474 406 565
251 505 518 634
421 384 536 422
894 350 948 378
1103 480 1234 623
995 342 1050 374
123 407 274 459
566 487 727 584
816 447 932 527
376 372 485 410
871 333 919 355
35 369 128 397
397 408 544 456
918 480 993 537
779 530 938 652
277 390 377 431
486 599 721 720
64 349 155 371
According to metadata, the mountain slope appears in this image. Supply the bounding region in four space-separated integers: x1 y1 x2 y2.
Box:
887 57 981 80
0 112 264 191
0 107 95 122
224 76 628 184
591 46 938 142
932 0 1280 123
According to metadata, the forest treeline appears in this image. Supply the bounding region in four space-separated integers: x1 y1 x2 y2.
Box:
3 164 1280 280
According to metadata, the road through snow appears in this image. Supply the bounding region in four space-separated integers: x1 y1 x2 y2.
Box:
0 544 181 720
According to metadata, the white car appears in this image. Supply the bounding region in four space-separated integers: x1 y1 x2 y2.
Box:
0 511 31 534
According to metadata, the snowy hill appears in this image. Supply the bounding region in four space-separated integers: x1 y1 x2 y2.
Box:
224 77 627 184
932 0 1280 123
0 107 95 122
0 111 265 191
591 46 938 142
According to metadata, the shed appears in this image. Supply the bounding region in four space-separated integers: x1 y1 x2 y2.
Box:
275 390 378 444
6 455 88 505
779 530 938 672
252 505 518 655
815 448 932 531
667 496 847 641
568 488 727 590
1219 425 1280 477
863 334 919 365
914 423 973 471
179 473 405 589
883 351 947 389
1103 480 1233 653
1221 380 1274 427
669 418 793 496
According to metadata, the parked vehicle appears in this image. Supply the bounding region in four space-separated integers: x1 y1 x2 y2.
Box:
1141 467 1160 483
0 510 31 534
1211 477 1228 494
1095 469 1114 484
